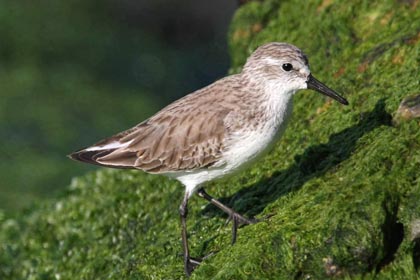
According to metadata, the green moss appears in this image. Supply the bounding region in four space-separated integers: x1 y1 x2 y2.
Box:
1 0 420 279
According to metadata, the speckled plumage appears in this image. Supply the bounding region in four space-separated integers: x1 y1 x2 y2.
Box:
69 42 348 276
70 43 312 191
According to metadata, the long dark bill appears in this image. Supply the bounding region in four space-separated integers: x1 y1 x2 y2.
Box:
307 74 349 105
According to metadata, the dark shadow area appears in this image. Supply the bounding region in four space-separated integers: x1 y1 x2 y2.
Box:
413 238 420 274
201 98 392 218
361 28 420 65
375 195 404 273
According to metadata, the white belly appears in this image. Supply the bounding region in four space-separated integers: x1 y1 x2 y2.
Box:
172 129 282 196
223 127 281 172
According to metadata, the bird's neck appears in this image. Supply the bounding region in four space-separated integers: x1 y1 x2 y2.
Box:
258 78 295 126
238 73 295 131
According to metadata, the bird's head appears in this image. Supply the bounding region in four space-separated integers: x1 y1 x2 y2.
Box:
243 42 348 105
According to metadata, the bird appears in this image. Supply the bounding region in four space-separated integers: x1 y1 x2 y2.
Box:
69 42 348 276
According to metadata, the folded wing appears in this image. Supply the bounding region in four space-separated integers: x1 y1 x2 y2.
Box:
69 105 229 173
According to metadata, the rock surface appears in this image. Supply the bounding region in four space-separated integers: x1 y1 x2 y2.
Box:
1 1 420 279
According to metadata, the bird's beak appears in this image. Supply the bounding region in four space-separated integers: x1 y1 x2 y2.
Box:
306 74 348 105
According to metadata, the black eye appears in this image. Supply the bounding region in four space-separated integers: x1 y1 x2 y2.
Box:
282 63 293 71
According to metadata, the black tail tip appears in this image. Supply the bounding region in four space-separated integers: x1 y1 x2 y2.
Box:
67 148 117 167
67 152 77 160
67 149 95 164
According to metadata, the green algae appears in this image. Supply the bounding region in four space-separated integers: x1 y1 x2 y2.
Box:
1 0 420 279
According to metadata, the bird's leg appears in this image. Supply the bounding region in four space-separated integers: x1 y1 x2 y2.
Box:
179 191 201 276
196 187 258 244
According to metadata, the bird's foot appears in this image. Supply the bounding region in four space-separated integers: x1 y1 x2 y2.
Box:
184 252 216 277
225 212 259 244
226 212 275 244
184 256 201 277
225 212 258 226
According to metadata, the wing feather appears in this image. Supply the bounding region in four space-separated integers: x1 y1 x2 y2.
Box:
69 78 239 173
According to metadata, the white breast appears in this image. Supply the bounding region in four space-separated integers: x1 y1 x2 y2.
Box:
223 92 293 173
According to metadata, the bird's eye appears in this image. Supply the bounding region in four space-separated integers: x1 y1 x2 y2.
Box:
282 63 293 71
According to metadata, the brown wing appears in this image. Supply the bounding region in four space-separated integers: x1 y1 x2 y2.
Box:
104 108 228 173
69 80 236 173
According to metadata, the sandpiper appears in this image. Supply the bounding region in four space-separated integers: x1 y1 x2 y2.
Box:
69 42 348 276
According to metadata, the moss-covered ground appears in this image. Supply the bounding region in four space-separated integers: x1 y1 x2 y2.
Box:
1 0 420 279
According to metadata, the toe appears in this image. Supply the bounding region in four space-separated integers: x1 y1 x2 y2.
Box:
185 257 201 276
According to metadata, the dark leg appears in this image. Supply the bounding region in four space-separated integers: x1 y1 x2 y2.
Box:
179 191 201 276
196 188 258 244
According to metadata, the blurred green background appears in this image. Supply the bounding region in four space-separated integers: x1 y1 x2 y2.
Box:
0 0 236 212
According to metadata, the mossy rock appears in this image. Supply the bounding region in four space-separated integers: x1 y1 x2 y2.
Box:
1 0 420 279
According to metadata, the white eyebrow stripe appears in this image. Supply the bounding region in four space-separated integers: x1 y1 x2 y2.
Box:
262 57 282 65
